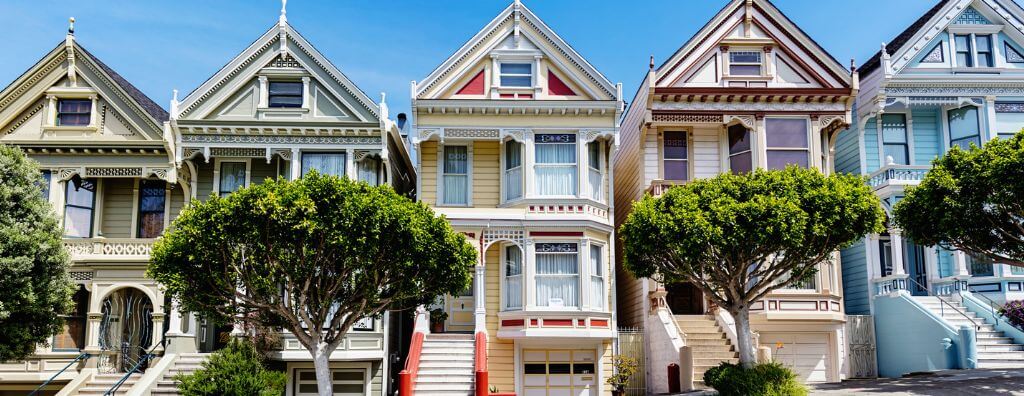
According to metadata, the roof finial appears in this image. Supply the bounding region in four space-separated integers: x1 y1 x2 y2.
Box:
850 58 856 73
68 17 75 35
170 89 179 120
279 0 287 25
649 55 655 71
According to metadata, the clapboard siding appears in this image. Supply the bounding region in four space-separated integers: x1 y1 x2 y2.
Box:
195 160 215 201
840 240 870 315
834 127 861 175
370 361 383 396
485 245 514 393
169 183 186 222
614 79 650 328
101 178 134 238
420 141 438 204
473 141 500 207
250 158 278 185
692 127 721 179
911 109 941 166
863 116 880 172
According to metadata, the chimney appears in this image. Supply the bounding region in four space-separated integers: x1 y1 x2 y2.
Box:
397 113 408 137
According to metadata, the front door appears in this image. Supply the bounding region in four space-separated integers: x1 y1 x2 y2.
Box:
665 282 704 315
97 288 153 373
446 273 475 332
906 241 928 296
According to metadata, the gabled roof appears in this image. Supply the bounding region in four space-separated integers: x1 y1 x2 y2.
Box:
858 0 951 76
77 46 168 122
414 0 617 100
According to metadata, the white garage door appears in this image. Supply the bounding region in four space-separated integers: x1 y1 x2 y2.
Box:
524 350 597 396
294 368 367 396
758 333 830 383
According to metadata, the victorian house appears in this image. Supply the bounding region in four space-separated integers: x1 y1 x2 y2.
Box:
835 0 1024 378
615 0 857 390
403 1 622 396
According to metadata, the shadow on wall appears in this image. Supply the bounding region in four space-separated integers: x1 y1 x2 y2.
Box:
873 294 962 378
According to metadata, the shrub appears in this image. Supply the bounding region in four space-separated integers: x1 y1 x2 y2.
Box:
177 338 286 396
1001 300 1024 330
703 362 807 396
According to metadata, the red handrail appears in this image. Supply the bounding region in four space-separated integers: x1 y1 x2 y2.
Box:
399 331 425 396
475 331 488 396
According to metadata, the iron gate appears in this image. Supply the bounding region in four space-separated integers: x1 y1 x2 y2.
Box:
617 327 646 396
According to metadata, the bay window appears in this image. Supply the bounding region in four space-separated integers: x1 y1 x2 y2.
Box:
590 244 604 310
57 99 91 126
41 170 52 200
218 162 248 196
587 141 602 200
535 243 579 308
729 51 762 76
442 145 469 205
663 131 688 180
504 245 523 310
504 140 523 201
500 63 533 87
137 180 166 238
881 114 910 165
728 125 752 174
534 134 577 196
301 152 346 177
948 106 981 150
63 176 96 238
765 118 810 169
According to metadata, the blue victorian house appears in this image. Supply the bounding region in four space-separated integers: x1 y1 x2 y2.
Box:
836 0 1024 378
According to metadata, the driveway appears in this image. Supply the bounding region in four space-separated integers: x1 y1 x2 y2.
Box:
810 369 1024 395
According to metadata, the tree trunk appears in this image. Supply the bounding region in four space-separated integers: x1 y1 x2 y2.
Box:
313 341 334 396
732 306 756 369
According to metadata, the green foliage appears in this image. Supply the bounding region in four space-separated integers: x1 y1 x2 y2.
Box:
0 144 73 361
177 338 286 396
605 356 639 391
894 131 1024 268
703 362 808 396
428 307 448 325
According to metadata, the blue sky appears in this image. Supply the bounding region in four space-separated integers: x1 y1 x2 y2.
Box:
0 0 1002 117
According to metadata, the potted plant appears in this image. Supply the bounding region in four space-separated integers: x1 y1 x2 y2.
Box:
606 356 638 396
429 307 448 333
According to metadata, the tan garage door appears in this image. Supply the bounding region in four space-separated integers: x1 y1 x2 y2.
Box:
758 333 830 383
524 350 597 396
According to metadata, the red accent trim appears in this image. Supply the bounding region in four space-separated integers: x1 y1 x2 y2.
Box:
529 231 585 237
475 332 488 396
457 70 486 95
547 71 577 96
545 319 574 327
520 93 533 99
463 233 476 238
500 93 516 98
502 319 525 327
591 319 609 327
530 319 539 326
577 319 585 326
399 331 425 396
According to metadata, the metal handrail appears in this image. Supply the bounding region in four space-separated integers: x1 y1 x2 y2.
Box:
28 352 91 396
906 277 981 336
103 341 162 396
972 291 1005 327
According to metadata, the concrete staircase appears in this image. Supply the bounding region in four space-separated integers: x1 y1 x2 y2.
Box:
152 353 212 395
676 315 738 389
915 296 1024 368
414 333 476 396
77 373 142 395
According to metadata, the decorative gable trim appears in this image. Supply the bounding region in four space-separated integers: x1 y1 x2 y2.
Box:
547 70 576 96
456 70 487 95
921 43 945 63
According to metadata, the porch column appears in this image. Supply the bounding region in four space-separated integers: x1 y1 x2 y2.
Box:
524 132 535 197
954 250 971 277
166 301 183 336
151 312 166 353
290 148 301 179
474 263 486 333
345 148 356 180
985 96 998 142
754 116 767 169
890 228 906 276
524 239 536 309
165 301 198 354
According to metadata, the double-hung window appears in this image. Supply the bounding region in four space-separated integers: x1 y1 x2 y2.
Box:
881 114 910 165
534 134 577 196
975 35 994 67
954 34 995 68
535 243 579 308
500 63 533 87
728 125 753 174
442 146 469 205
268 81 303 108
137 180 166 238
41 170 52 200
729 51 762 76
504 141 523 201
63 176 96 238
765 118 810 169
590 245 604 310
57 99 91 126
968 254 995 277
879 238 894 277
587 141 602 200
662 131 688 180
948 106 981 150
504 245 523 310
218 162 247 197
955 35 974 67
302 153 346 177
357 157 380 185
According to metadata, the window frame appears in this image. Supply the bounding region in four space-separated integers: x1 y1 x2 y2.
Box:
728 51 763 76
881 113 911 166
764 117 811 170
498 62 534 88
501 243 525 311
213 159 251 197
136 179 167 239
501 139 524 203
267 81 304 108
439 144 472 206
586 140 604 201
356 155 381 185
588 243 605 310
63 176 97 239
955 34 975 67
533 133 579 198
661 130 689 181
947 105 982 150
727 124 753 174
534 241 581 309
301 152 348 178
56 98 92 127
292 367 369 396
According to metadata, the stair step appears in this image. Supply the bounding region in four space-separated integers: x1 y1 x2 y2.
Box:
417 376 475 383
978 344 1024 351
421 354 474 361
425 334 474 340
420 360 474 368
415 383 475 391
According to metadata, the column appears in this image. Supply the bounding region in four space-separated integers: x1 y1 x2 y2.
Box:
524 239 536 309
474 264 486 333
258 76 269 108
954 250 971 277
290 148 301 179
577 133 586 197
523 132 535 197
345 148 356 180
754 116 767 169
810 116 823 171
985 96 998 142
301 76 311 110
166 301 183 336
890 229 906 276
580 238 591 309
151 312 166 353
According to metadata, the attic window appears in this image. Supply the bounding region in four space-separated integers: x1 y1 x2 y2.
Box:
729 52 762 76
268 82 303 108
500 63 533 87
57 99 91 126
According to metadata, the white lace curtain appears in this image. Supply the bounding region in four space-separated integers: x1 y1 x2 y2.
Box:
536 249 579 307
301 153 346 177
443 146 468 205
535 143 577 196
590 245 604 310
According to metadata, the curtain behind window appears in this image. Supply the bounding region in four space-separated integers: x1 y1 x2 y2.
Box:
590 245 603 310
536 243 579 307
505 246 523 310
535 140 577 196
302 153 346 177
64 177 95 238
443 146 468 205
358 157 380 185
505 141 523 201
137 180 166 238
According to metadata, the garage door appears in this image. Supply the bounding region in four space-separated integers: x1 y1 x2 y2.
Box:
294 368 367 396
524 350 597 396
758 333 830 383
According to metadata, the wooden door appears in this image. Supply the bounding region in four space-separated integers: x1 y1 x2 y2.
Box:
665 282 704 315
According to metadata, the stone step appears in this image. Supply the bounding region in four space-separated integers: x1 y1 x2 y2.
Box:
978 343 1024 351
676 320 718 328
977 351 1024 358
686 333 728 340
688 345 735 353
425 334 474 340
694 357 739 366
690 352 738 360
978 360 1024 368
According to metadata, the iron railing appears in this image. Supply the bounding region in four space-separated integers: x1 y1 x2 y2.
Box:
103 341 163 395
28 352 91 396
907 277 981 338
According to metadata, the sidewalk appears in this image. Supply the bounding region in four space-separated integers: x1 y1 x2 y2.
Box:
809 369 1024 395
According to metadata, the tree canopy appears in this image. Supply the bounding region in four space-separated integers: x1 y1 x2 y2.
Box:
0 144 73 361
149 173 476 395
894 132 1024 268
620 167 883 366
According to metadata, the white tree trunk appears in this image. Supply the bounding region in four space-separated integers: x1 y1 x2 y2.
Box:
313 341 334 396
732 306 756 369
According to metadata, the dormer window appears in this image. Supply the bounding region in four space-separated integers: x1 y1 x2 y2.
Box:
268 81 303 108
729 51 762 76
954 34 994 68
499 63 533 87
57 99 91 126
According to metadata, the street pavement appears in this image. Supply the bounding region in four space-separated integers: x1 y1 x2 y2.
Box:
809 369 1024 395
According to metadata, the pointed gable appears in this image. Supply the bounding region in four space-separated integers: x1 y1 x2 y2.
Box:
415 0 617 101
655 0 852 90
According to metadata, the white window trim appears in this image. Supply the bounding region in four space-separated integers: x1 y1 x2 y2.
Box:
500 139 525 204
212 158 252 197
876 111 916 166
763 116 813 170
586 241 606 311
258 74 311 111
659 129 692 182
532 133 580 199
586 140 606 203
43 88 100 130
727 50 764 77
500 242 526 312
531 239 585 311
437 143 473 207
497 62 535 89
948 28 1001 69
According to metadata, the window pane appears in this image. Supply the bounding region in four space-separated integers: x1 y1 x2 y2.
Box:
956 53 972 67
507 246 522 276
574 363 596 374
730 64 761 76
64 207 92 238
883 144 909 165
663 132 687 159
219 162 247 195
969 255 994 277
664 160 688 180
444 146 468 173
525 364 546 374
501 63 532 74
268 95 302 108
766 150 809 170
977 53 992 68
948 107 980 141
501 76 531 87
728 125 751 154
302 153 346 177
536 144 577 163
357 158 380 185
58 99 91 113
505 141 522 169
955 35 971 51
536 244 579 307
138 180 166 238
535 166 576 195
588 141 600 169
730 51 761 63
268 82 303 95
766 119 808 148
730 152 753 174
1011 265 1024 275
548 364 571 374
40 171 51 200
443 175 468 205
505 246 522 310
975 35 991 52
881 114 908 143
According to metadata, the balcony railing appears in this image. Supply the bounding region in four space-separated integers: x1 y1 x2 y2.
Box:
866 165 931 190
646 179 686 197
63 238 155 260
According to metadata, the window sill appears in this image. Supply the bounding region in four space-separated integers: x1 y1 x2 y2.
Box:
257 107 309 119
722 75 772 81
501 197 608 210
42 125 99 134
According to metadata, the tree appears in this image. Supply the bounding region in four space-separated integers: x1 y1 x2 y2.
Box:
177 338 286 396
0 144 73 361
149 173 476 396
620 167 883 367
894 132 1024 268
